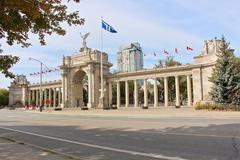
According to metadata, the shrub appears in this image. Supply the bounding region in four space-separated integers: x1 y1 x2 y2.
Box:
194 101 240 111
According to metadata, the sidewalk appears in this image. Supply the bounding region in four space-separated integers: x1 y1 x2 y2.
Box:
0 137 67 160
22 107 240 119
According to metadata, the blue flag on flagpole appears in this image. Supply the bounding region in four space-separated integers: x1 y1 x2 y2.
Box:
102 20 117 33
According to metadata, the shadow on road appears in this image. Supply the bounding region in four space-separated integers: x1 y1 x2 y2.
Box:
0 123 240 160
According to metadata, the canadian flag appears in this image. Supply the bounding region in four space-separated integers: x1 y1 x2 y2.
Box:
175 48 179 54
187 46 193 51
164 49 169 55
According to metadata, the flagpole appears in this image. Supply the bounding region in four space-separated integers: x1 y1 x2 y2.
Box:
100 16 104 108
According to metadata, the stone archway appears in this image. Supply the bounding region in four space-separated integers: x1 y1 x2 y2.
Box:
71 70 88 108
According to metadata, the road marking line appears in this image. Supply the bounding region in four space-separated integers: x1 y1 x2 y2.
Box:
0 126 188 160
139 131 240 139
0 142 16 145
6 116 22 118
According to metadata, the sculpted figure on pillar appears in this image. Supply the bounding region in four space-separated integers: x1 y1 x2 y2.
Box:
80 32 90 50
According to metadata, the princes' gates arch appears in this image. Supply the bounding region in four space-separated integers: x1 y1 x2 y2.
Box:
9 38 226 109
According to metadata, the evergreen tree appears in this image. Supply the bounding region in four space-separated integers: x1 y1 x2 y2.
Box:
227 57 240 105
209 37 240 105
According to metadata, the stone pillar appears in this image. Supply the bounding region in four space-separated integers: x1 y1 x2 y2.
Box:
154 78 158 107
53 88 56 108
175 76 180 106
108 81 112 107
28 90 31 105
48 88 52 107
22 87 27 106
31 90 35 104
36 90 39 106
117 81 120 108
144 79 148 107
125 81 129 108
58 87 61 107
87 66 93 108
164 77 168 107
187 75 193 106
44 89 47 107
192 68 203 103
62 73 66 108
134 80 138 108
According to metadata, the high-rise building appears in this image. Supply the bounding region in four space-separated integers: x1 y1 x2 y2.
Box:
117 42 143 72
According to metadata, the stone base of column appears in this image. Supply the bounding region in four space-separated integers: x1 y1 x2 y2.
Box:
142 105 148 109
87 102 93 109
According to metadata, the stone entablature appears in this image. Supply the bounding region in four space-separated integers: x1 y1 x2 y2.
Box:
109 62 216 81
66 49 110 67
29 80 61 90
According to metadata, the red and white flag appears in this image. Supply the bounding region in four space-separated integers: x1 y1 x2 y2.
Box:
164 49 169 55
174 48 179 54
186 46 193 51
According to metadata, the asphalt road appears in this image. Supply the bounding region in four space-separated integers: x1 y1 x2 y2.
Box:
0 109 240 160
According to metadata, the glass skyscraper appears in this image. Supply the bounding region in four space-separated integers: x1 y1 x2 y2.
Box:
117 42 143 73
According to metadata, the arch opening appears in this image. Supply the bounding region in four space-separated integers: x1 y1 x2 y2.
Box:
72 70 88 108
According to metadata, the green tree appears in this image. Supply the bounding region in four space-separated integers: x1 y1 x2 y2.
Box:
0 0 84 78
227 57 240 105
0 89 9 107
209 37 240 105
155 56 187 103
0 49 19 78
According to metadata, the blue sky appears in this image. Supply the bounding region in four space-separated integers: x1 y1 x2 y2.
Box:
1 0 240 88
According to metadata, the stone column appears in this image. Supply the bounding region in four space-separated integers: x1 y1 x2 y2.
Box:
125 81 129 108
22 87 27 106
53 88 56 108
28 90 31 105
36 90 39 106
49 88 52 107
144 79 148 107
164 77 168 107
31 90 35 104
134 80 138 108
117 81 120 108
58 87 61 107
87 66 93 108
108 81 112 107
187 75 193 106
44 89 47 107
175 76 180 106
62 73 66 108
154 78 158 107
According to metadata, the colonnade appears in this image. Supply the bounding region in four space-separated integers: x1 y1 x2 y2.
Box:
109 75 193 108
28 87 62 107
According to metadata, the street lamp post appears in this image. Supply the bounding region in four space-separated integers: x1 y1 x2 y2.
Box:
29 58 49 109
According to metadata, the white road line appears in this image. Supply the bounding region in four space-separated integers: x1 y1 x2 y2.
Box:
0 126 188 160
6 116 22 118
139 131 240 139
